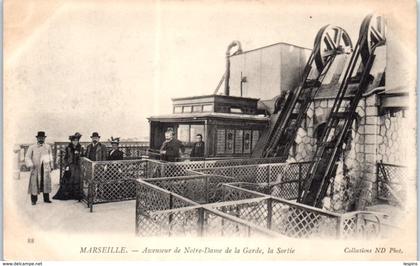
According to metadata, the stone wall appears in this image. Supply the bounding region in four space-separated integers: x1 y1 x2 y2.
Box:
287 92 407 212
377 110 408 164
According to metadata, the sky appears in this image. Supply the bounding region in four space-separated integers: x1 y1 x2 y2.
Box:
4 0 416 143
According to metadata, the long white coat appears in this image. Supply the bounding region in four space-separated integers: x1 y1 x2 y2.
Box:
25 143 54 195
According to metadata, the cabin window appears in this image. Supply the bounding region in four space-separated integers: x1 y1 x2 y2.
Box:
191 125 205 140
202 104 213 112
174 106 182 113
230 107 243 113
177 124 205 143
183 106 192 113
177 125 190 143
192 105 202 113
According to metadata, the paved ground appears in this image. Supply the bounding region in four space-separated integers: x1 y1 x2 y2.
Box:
13 170 136 236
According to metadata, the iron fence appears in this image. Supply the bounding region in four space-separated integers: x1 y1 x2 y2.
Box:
135 179 279 237
339 211 394 239
377 162 408 206
17 141 149 172
188 162 311 201
135 180 391 239
144 175 264 204
144 157 288 178
76 157 288 211
214 185 339 239
80 157 149 212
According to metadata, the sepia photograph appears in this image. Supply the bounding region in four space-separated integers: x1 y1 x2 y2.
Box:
3 0 417 261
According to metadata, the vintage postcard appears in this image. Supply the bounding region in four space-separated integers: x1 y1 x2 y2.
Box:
3 0 417 261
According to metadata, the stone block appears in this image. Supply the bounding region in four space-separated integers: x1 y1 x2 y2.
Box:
364 144 376 154
365 116 378 125
365 153 376 164
364 124 377 135
366 106 378 116
364 134 376 145
315 108 324 118
356 106 366 117
366 95 378 107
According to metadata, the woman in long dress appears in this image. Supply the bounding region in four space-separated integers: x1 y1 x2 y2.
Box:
53 132 84 200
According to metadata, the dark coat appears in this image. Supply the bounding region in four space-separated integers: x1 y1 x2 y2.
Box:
190 141 205 158
53 143 84 200
160 138 185 162
85 142 108 161
108 149 124 161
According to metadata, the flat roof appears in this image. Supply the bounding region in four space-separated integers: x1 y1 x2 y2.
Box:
230 42 311 58
148 112 269 122
172 94 260 101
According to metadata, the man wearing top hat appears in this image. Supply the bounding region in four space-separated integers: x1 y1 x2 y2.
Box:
108 137 124 161
25 131 54 205
85 132 108 161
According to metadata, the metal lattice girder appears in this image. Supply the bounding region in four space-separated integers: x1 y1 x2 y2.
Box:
252 25 352 159
299 14 387 207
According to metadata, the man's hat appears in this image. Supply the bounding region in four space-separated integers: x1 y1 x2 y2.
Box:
90 132 100 138
109 136 120 145
165 127 175 134
36 131 46 138
69 132 82 140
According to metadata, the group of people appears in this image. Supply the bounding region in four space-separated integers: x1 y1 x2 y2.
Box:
159 129 205 162
24 128 205 205
24 131 125 205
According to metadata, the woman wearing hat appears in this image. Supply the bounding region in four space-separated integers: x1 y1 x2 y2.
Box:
108 137 124 161
53 132 84 200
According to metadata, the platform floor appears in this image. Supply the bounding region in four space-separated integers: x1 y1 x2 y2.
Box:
11 170 135 236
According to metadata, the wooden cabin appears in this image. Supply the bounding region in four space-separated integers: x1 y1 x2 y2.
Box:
147 94 268 160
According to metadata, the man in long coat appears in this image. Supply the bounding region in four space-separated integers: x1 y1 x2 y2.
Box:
85 132 108 161
25 131 54 205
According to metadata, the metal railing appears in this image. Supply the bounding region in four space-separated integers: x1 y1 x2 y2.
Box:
135 180 391 239
376 162 408 206
135 179 280 237
143 157 288 178
16 141 149 172
144 175 264 204
80 157 148 211
76 157 290 211
188 162 311 201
